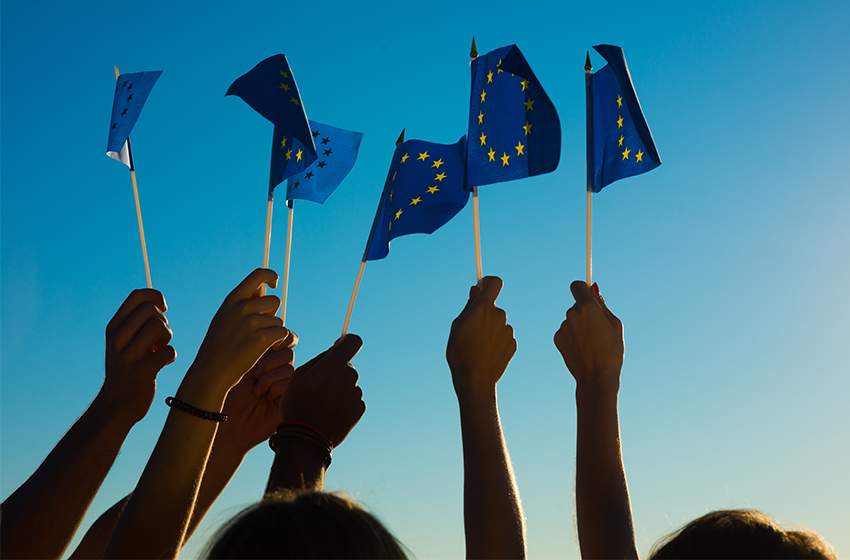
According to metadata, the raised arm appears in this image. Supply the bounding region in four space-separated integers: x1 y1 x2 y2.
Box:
1 289 175 560
104 269 288 559
266 334 366 494
554 281 637 560
446 276 525 560
69 338 298 559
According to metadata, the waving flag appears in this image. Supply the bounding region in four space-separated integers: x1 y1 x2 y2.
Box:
467 45 560 187
364 136 469 261
269 121 362 204
588 45 661 192
226 54 317 175
106 71 162 167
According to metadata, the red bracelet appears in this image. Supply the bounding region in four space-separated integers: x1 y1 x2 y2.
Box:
276 421 331 448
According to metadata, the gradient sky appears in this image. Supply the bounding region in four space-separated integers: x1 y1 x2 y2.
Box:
2 1 848 558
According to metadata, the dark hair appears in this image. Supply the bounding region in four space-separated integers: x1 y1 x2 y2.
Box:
205 490 409 559
649 509 836 559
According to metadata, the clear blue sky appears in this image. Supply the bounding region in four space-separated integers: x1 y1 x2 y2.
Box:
2 1 848 557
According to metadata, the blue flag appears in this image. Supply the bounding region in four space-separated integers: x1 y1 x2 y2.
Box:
268 121 362 204
106 71 162 167
588 45 661 192
226 54 317 166
364 136 469 261
467 45 560 188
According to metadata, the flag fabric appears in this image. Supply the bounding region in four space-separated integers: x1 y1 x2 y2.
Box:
267 120 362 204
226 54 317 166
467 45 560 188
588 45 661 192
106 71 162 167
363 136 469 261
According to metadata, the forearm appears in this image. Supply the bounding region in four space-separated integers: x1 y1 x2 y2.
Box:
183 440 246 541
574 386 637 560
68 495 131 559
1 396 134 559
458 391 525 560
104 372 227 559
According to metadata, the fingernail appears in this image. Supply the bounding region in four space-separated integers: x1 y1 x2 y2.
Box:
469 285 476 299
592 282 600 295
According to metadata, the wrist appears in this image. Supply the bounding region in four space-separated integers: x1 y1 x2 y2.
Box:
88 391 142 434
174 365 232 413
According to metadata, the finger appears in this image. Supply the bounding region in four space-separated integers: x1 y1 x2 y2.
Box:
591 283 621 326
253 364 295 395
110 302 169 354
242 294 282 316
294 349 329 374
325 333 363 364
123 317 174 364
137 345 177 377
266 378 291 401
468 284 482 300
106 289 167 341
569 280 596 307
230 268 279 301
476 276 504 306
272 329 298 350
254 345 295 378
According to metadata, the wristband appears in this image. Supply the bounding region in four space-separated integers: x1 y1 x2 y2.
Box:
165 396 228 422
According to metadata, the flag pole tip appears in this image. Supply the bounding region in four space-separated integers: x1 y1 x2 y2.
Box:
396 128 405 146
584 52 592 72
470 37 478 59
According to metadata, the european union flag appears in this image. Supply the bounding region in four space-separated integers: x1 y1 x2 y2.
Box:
467 45 560 188
588 45 661 192
106 70 162 167
268 121 363 204
364 136 469 261
226 55 317 167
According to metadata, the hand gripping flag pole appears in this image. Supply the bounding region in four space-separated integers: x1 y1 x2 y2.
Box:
108 66 162 289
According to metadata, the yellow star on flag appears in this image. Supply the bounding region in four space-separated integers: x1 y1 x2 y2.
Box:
523 121 532 136
279 83 291 91
395 209 403 220
431 159 444 168
427 186 439 194
520 79 529 91
410 197 422 206
487 70 493 83
285 149 292 161
617 115 623 128
501 152 510 166
400 153 409 163
435 172 447 182
617 95 622 108
480 90 487 103
279 70 290 78
478 111 484 125
524 98 534 112
479 132 486 146
636 150 643 162
280 136 287 148
296 148 303 161
622 147 630 160
487 148 496 162
515 141 524 156
289 96 300 106
618 135 624 147
417 151 429 161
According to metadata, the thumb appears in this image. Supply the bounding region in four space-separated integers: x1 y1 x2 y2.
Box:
475 276 504 306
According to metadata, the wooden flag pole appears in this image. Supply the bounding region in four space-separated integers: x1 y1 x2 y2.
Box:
341 128 406 336
260 194 274 296
470 38 484 286
341 260 366 336
115 66 152 289
584 53 594 286
280 200 294 323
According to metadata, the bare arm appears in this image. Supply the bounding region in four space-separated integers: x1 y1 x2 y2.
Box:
447 276 525 560
1 290 175 560
554 281 637 560
104 269 288 559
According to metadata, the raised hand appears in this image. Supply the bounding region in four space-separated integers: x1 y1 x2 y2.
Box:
446 276 517 401
183 268 289 401
553 281 624 391
217 332 299 453
100 289 176 426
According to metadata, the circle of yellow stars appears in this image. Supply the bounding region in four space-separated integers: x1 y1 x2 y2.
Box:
474 58 533 169
387 149 449 231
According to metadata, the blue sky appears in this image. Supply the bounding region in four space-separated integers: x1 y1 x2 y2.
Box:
2 1 849 557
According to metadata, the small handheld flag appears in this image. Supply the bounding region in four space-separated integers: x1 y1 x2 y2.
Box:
363 135 469 261
467 44 560 188
272 121 363 204
106 70 162 167
226 54 317 171
588 44 660 192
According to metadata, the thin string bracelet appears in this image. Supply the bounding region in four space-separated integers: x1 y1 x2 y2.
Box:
276 420 332 448
165 396 228 422
269 428 332 468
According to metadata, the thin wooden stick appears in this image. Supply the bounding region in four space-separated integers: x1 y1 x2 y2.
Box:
472 186 483 285
280 200 294 323
341 260 366 336
115 66 152 289
586 190 592 286
260 196 274 297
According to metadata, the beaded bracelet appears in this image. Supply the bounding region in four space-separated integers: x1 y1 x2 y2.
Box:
269 427 332 468
276 420 332 448
165 396 228 422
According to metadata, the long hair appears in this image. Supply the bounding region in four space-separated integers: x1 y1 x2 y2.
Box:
649 509 836 559
205 490 409 559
